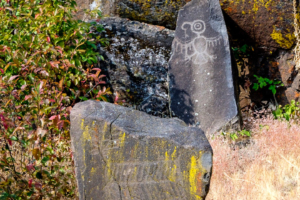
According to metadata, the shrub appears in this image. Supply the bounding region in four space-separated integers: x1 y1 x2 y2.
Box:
0 0 110 198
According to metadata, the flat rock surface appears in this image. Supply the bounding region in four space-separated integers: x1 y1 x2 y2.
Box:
168 0 239 134
71 100 212 200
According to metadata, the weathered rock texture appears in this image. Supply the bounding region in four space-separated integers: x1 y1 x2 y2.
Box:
169 0 239 134
70 100 213 200
96 17 174 118
74 0 300 108
221 0 295 50
75 0 296 50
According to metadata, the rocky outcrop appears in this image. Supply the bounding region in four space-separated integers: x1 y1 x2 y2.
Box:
96 17 174 118
77 0 300 112
75 0 296 50
70 100 213 200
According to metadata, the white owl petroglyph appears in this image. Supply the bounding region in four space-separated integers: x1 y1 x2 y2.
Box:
172 20 222 65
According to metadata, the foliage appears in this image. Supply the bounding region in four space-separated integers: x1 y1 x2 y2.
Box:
221 129 251 141
273 100 300 121
0 0 111 198
232 44 253 67
232 44 250 59
252 75 283 95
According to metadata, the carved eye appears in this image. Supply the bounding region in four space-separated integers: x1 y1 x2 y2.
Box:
192 20 205 33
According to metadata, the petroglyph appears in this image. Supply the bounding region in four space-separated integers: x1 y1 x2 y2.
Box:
172 20 223 65
70 101 212 200
169 0 239 134
108 161 187 199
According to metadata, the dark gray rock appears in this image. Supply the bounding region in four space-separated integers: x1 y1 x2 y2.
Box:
168 0 239 134
71 100 212 200
94 17 175 118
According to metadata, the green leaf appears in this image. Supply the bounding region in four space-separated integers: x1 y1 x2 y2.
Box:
230 133 238 141
41 156 50 165
253 83 259 91
268 85 276 95
79 96 88 101
240 44 248 53
57 40 65 48
0 192 9 200
10 136 18 141
46 147 54 155
26 191 34 197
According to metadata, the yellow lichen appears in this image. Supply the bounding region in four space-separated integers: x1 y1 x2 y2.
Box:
189 156 201 199
119 132 126 148
82 125 91 141
252 0 259 13
81 119 84 130
271 27 295 49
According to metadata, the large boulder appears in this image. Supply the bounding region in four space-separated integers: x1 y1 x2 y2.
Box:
96 17 174 118
168 0 240 134
70 100 212 200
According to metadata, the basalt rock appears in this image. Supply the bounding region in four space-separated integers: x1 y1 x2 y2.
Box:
95 17 174 118
70 100 213 200
74 0 300 108
168 0 240 134
74 0 296 50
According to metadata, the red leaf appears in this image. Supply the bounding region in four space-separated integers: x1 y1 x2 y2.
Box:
57 49 63 55
21 84 27 91
24 95 32 100
0 114 8 130
0 69 3 74
47 36 50 43
49 61 59 68
98 75 106 79
91 68 101 71
114 92 119 104
7 139 12 146
26 164 35 172
34 182 42 190
8 75 19 82
49 99 55 103
49 115 57 120
28 179 33 187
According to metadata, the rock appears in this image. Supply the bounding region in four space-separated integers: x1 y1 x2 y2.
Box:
168 0 239 134
221 0 295 50
95 17 174 118
74 0 296 50
70 100 213 200
116 0 186 30
278 52 297 87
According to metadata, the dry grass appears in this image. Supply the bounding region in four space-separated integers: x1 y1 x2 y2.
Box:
206 114 300 200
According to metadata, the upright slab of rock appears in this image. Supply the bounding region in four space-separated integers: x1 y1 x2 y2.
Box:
168 0 239 134
71 100 212 200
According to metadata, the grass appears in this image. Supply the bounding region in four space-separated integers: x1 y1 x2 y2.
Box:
206 112 300 199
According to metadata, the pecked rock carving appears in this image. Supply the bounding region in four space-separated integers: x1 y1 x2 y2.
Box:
168 0 240 134
172 19 222 65
70 100 212 200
